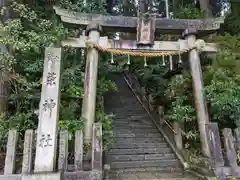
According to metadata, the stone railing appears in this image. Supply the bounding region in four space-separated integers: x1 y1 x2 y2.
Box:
123 72 218 179
123 72 240 179
123 72 182 148
0 123 102 180
123 72 188 168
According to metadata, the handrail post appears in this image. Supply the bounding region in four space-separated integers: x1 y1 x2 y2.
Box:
148 94 154 111
141 87 147 102
157 106 164 125
173 122 183 152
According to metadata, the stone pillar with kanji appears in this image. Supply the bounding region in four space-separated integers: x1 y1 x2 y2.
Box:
34 47 62 173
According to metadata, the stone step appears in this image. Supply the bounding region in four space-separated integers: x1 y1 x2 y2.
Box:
113 116 149 120
112 115 131 119
110 142 168 149
112 121 154 128
112 127 157 132
137 172 185 178
110 159 180 169
113 129 159 133
113 120 151 124
113 132 161 138
105 171 197 180
109 167 183 173
105 171 186 180
113 137 165 143
108 147 172 155
113 111 147 115
112 124 154 129
130 115 150 119
113 113 147 116
109 153 175 161
113 119 150 124
104 173 196 180
116 112 148 116
112 121 129 125
114 124 156 128
112 107 143 111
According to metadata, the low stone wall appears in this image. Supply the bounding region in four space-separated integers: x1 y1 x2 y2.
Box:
0 123 103 180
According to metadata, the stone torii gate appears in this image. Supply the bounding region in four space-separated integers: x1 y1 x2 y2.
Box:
54 5 223 159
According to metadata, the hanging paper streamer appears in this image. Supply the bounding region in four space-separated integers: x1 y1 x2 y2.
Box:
127 55 130 65
162 55 166 66
178 41 182 64
178 52 182 64
81 49 85 57
111 53 114 64
169 55 173 70
144 56 147 67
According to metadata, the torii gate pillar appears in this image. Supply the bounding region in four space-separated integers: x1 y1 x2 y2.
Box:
82 23 102 144
183 28 210 158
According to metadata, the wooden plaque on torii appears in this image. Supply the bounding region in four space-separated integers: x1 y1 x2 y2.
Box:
137 14 155 46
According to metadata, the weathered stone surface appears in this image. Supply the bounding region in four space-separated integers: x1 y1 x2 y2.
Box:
58 130 68 171
234 128 240 150
113 129 158 133
136 15 155 45
222 128 238 176
110 153 175 161
54 6 224 34
110 142 167 149
0 175 21 180
111 159 180 169
64 170 102 180
206 123 224 167
85 23 102 35
34 47 62 172
108 147 172 155
4 129 18 175
92 123 102 170
22 172 63 180
182 28 198 37
74 130 83 171
173 122 183 151
113 137 164 143
62 36 218 53
82 28 100 143
186 32 210 158
104 74 186 175
148 94 154 111
22 129 34 174
214 166 240 178
0 171 103 180
113 132 161 138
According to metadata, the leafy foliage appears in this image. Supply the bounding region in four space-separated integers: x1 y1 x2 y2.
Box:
129 4 240 162
0 0 116 150
0 0 239 163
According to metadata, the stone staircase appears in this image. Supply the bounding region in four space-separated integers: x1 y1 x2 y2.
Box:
104 74 198 180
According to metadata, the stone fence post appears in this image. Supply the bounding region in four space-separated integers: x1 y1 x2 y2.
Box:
157 106 164 125
173 122 183 152
148 94 154 111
